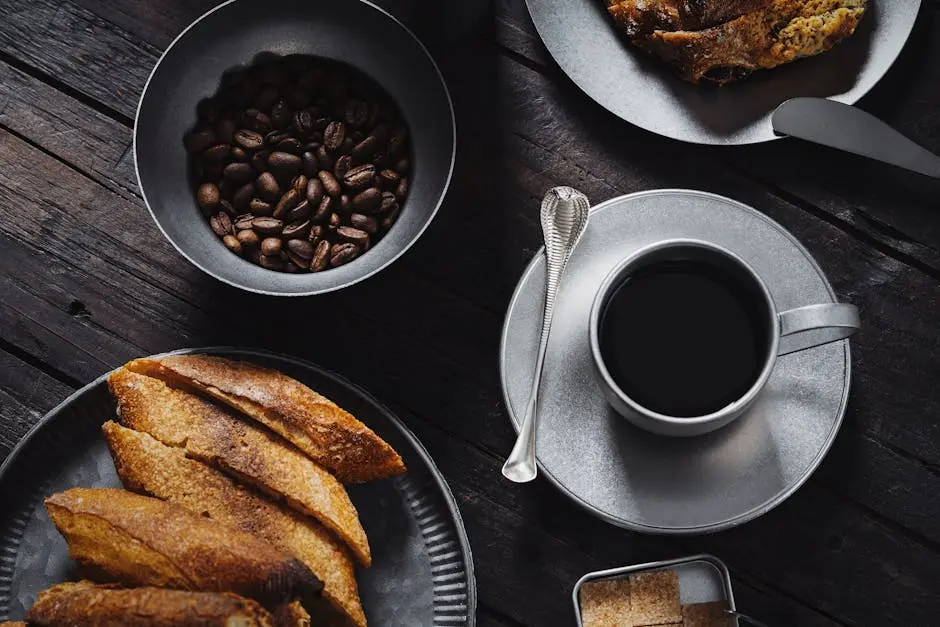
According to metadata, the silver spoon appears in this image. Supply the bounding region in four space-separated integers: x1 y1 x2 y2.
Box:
502 186 590 483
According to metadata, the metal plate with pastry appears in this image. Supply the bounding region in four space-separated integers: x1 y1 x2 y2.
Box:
0 348 475 625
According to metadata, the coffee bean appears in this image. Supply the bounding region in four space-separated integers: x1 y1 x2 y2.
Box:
381 206 401 231
196 183 220 211
345 99 370 127
259 253 284 270
329 213 342 231
223 234 243 255
351 135 379 160
256 172 280 202
291 174 308 194
372 151 388 169
273 188 301 219
343 164 376 190
219 199 236 217
394 158 409 175
308 225 324 243
377 168 400 188
252 217 283 235
302 151 319 177
350 213 378 234
202 144 232 162
306 178 325 205
268 151 302 175
388 127 409 157
333 155 352 180
253 86 280 111
223 163 256 185
323 121 346 151
318 171 342 197
215 118 236 144
336 226 370 248
210 212 234 237
265 130 290 147
287 199 311 223
371 123 391 143
330 242 359 267
234 214 255 231
249 198 273 215
274 137 303 154
251 150 271 172
352 187 382 213
184 129 216 153
395 177 409 201
237 229 260 248
283 258 302 272
243 108 272 133
283 219 311 240
313 195 333 222
234 129 264 150
271 99 292 129
340 137 354 154
287 238 315 259
310 240 330 271
232 183 255 211
315 145 334 171
380 191 398 213
261 237 283 256
231 146 248 161
293 110 314 136
339 194 351 214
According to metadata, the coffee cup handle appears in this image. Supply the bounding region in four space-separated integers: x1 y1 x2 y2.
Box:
777 303 860 356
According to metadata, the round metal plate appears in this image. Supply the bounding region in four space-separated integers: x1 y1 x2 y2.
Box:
135 0 455 295
0 348 476 624
500 190 851 533
524 0 921 144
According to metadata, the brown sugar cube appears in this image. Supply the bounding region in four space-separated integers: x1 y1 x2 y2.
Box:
628 570 682 625
682 600 733 627
579 578 632 627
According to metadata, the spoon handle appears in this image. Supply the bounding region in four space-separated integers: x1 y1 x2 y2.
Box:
502 262 563 483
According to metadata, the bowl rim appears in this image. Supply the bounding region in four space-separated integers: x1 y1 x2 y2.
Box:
133 0 456 296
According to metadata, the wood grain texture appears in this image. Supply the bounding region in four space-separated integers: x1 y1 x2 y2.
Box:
0 0 938 624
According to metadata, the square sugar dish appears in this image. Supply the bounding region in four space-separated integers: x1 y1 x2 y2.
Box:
573 555 738 627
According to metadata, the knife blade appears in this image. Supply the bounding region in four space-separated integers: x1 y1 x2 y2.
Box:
772 97 940 179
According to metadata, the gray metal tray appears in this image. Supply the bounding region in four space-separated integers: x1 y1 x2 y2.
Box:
573 554 737 626
0 347 476 625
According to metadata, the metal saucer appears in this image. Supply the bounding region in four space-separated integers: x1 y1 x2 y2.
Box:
499 190 851 533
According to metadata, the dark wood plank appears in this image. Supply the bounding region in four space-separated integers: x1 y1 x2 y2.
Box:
0 347 74 455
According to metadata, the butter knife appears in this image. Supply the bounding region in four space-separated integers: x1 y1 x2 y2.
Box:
772 97 940 179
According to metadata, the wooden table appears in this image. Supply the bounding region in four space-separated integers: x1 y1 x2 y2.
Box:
1 1 938 624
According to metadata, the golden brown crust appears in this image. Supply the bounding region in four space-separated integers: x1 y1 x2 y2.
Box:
635 0 867 83
109 368 372 567
124 356 404 483
104 422 366 627
275 601 312 627
45 488 322 607
607 0 771 37
26 581 276 626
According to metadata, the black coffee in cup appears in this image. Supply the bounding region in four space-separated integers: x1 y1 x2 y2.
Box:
598 255 770 418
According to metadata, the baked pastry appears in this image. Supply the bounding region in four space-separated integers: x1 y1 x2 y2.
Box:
124 356 405 483
109 368 371 567
609 0 867 84
275 601 312 627
25 581 275 626
45 488 322 608
104 422 366 627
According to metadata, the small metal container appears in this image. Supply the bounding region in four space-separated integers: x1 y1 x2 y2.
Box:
573 554 738 626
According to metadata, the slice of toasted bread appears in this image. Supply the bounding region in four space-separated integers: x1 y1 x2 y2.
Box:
124 356 404 483
26 581 276 626
45 488 322 608
637 0 867 83
104 422 366 627
607 0 771 38
109 368 371 567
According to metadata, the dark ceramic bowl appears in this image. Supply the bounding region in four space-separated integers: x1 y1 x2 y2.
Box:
135 0 455 295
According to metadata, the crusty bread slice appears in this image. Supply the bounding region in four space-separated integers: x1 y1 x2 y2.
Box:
108 368 371 567
637 0 867 83
26 581 275 626
123 355 404 483
607 0 771 38
45 488 321 608
275 601 312 627
103 422 366 627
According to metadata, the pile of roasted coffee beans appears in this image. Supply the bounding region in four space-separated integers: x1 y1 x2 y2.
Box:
184 54 411 273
